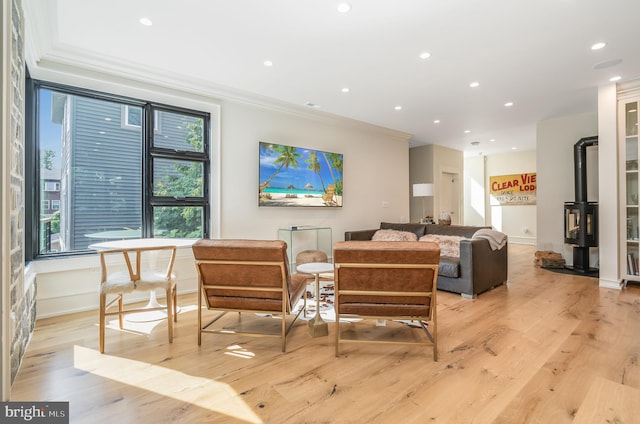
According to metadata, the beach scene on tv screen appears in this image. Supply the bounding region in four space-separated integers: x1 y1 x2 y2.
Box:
259 142 343 207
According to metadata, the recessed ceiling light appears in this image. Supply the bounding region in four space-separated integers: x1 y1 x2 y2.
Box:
263 60 273 67
139 17 153 26
489 139 496 142
512 147 518 150
341 87 350 93
433 119 440 124
419 51 431 60
469 82 480 88
394 106 402 111
504 102 514 107
593 58 622 70
610 76 622 82
337 2 351 13
464 130 471 134
591 42 606 50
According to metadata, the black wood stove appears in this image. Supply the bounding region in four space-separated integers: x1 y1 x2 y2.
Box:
564 136 598 273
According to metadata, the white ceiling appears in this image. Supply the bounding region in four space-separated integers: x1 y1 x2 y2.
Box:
23 0 640 156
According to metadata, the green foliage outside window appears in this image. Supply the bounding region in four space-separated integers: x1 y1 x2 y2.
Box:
153 120 205 238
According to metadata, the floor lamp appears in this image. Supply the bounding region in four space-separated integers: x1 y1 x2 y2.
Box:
413 183 434 223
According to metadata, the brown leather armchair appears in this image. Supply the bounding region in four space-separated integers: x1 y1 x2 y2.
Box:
333 241 440 360
192 239 307 352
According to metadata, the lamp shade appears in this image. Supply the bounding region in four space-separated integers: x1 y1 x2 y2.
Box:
413 183 434 197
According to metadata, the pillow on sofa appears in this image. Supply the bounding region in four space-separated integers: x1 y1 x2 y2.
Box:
372 229 418 242
419 234 466 257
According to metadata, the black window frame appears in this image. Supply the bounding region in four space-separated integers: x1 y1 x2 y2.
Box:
25 77 211 260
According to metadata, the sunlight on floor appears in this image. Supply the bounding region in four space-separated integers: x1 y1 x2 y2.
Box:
73 345 263 423
224 345 256 359
103 305 198 335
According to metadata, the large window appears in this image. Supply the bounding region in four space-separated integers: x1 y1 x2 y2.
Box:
27 81 210 258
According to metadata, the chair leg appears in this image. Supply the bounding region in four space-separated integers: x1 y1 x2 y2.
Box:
281 314 286 352
197 290 202 346
173 285 178 322
99 294 106 354
118 294 124 329
166 287 174 343
335 317 340 357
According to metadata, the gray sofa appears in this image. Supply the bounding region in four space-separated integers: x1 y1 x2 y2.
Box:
344 222 508 298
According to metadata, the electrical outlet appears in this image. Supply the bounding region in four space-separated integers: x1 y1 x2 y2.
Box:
381 201 390 208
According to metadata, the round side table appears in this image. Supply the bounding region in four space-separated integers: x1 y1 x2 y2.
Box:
296 262 334 337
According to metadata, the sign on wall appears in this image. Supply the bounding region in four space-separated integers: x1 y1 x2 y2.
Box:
490 173 536 205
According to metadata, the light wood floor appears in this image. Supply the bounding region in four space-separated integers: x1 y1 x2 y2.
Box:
10 244 640 423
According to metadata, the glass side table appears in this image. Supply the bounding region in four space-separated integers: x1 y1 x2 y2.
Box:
277 226 332 272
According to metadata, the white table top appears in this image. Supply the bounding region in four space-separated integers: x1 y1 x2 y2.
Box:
88 237 198 251
296 262 334 274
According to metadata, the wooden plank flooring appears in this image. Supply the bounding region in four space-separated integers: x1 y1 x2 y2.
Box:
10 244 640 423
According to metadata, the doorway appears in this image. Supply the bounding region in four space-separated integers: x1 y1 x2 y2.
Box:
439 171 461 225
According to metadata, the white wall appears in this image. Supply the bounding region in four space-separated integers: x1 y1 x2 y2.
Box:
26 66 411 318
463 156 486 227
463 151 537 244
536 112 598 265
487 151 537 244
598 83 620 288
219 101 411 240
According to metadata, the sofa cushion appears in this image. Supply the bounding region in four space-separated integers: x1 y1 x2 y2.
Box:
372 229 418 242
380 222 427 238
419 234 466 257
438 257 460 278
425 224 489 238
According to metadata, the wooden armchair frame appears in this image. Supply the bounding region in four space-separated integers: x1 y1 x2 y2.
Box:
333 241 439 360
192 239 307 352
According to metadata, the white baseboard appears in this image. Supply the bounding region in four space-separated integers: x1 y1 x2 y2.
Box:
508 236 536 245
599 278 623 290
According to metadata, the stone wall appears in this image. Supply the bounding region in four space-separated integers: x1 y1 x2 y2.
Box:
8 0 34 383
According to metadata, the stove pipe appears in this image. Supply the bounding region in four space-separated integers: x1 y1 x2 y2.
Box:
574 136 598 202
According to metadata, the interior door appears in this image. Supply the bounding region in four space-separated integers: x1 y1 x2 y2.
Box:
440 171 461 225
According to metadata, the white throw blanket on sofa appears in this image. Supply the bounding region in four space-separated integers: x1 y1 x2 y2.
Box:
472 229 508 250
419 234 465 257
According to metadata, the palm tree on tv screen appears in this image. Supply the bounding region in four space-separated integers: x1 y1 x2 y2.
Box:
323 152 343 195
260 144 302 191
306 150 326 192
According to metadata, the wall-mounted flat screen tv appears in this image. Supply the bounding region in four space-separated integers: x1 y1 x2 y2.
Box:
259 141 343 207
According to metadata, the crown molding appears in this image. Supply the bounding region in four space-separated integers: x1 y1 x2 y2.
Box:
26 43 412 143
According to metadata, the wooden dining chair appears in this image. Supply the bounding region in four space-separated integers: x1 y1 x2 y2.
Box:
98 245 177 353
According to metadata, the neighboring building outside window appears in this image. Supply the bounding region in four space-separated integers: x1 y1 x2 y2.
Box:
27 81 211 258
44 181 60 191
